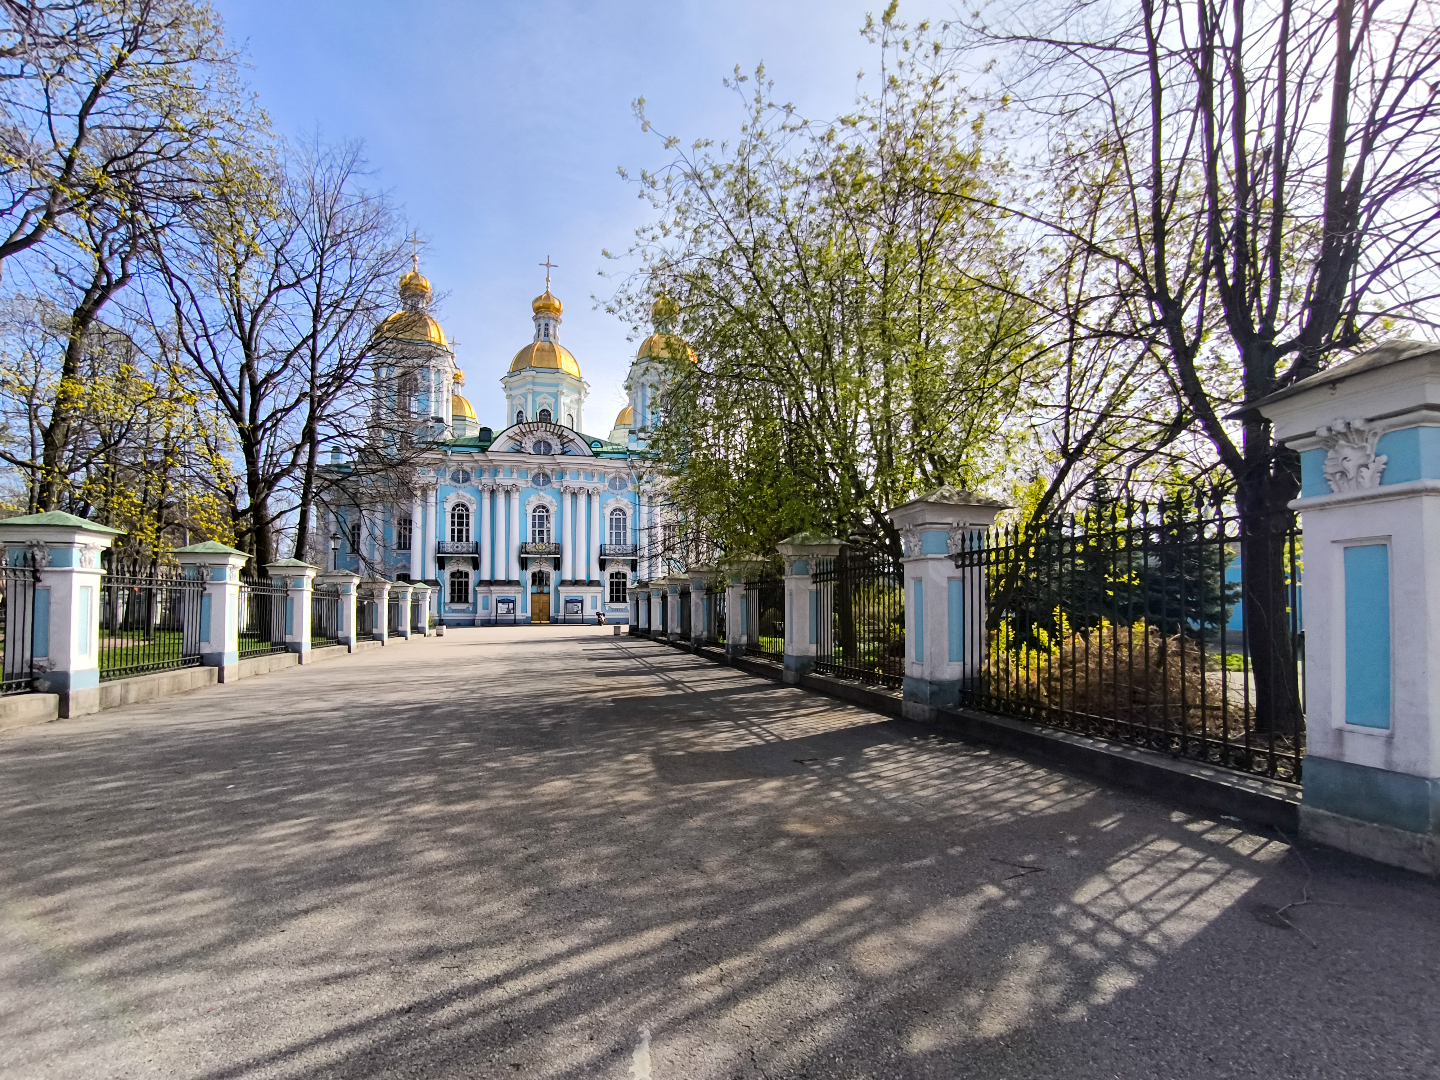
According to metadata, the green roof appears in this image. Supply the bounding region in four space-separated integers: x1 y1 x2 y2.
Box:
0 510 124 534
266 558 319 569
173 540 249 557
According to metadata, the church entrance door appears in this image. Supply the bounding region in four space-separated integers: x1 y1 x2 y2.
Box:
530 566 552 624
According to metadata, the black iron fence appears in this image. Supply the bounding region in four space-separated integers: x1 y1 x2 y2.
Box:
952 492 1304 782
99 564 203 681
679 587 692 641
411 596 425 633
356 596 377 640
707 581 727 644
743 576 784 661
387 594 403 635
239 575 287 658
311 583 341 648
813 547 905 688
0 554 37 694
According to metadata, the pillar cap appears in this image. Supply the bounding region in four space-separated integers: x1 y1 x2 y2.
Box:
0 511 124 545
775 531 843 557
264 559 319 581
887 485 1005 532
1248 339 1440 444
315 569 361 585
174 541 250 568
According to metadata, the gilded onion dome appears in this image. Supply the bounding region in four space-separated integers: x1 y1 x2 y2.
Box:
510 340 582 378
637 293 696 363
532 289 562 316
614 404 634 427
376 259 447 346
451 393 476 421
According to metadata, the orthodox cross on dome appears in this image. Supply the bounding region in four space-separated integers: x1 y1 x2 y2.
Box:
539 255 558 292
408 231 422 272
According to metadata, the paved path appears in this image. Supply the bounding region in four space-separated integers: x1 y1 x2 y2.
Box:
1 627 1437 1079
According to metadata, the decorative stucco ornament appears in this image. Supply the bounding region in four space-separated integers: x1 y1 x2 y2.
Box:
80 543 104 569
25 539 49 568
899 526 921 558
1318 418 1388 493
947 523 971 555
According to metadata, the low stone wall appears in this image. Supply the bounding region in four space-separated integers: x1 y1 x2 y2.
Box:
96 666 218 712
0 692 59 731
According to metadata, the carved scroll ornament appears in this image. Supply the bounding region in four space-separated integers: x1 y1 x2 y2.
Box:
1317 418 1387 493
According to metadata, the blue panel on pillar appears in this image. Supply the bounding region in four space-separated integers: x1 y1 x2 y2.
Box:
920 530 949 556
1344 544 1391 728
33 587 50 658
947 579 963 663
1299 448 1329 497
913 580 924 662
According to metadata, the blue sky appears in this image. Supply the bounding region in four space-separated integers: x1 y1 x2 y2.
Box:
214 0 937 432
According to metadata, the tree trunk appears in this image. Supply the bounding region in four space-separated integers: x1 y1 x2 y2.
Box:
1236 435 1303 739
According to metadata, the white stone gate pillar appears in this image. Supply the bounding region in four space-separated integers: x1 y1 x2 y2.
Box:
361 578 391 645
776 533 842 683
1256 341 1440 874
391 581 414 640
265 559 319 663
316 569 361 650
888 487 1004 722
175 541 251 679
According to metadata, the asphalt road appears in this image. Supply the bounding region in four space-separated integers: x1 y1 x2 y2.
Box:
1 627 1437 1079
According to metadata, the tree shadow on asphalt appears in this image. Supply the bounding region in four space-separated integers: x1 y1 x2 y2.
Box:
1 635 1437 1080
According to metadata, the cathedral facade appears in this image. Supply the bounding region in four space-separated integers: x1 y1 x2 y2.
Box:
323 263 690 625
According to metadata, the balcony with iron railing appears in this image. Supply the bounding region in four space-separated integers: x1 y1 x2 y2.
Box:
437 540 477 555
519 542 561 556
600 543 637 558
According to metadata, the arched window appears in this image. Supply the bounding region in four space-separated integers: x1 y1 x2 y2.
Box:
609 570 628 604
397 372 418 418
448 569 471 605
537 408 553 423
449 503 471 543
516 410 525 425
566 412 574 428
542 324 550 340
530 504 551 544
532 439 553 456
608 507 628 546
396 514 412 551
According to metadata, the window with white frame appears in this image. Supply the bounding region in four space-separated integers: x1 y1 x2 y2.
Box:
396 514 412 551
608 507 628 546
537 407 553 423
566 412 574 428
449 503 471 543
348 520 360 553
516 409 525 425
530 504 551 544
609 570 628 604
449 569 471 605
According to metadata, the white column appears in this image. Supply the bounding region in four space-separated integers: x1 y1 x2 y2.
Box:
590 489 602 583
561 489 574 582
409 495 422 579
478 487 490 581
508 486 521 581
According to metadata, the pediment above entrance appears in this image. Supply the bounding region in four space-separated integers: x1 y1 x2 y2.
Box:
489 420 595 457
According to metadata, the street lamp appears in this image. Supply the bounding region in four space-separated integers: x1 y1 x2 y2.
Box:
330 532 341 570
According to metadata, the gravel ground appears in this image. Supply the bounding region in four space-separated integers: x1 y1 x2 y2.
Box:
0 626 1437 1080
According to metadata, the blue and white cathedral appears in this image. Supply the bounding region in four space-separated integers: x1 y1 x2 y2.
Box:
322 261 690 625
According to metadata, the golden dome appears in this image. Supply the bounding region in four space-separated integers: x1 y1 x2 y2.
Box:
451 393 476 421
636 332 697 363
509 340 581 378
399 269 432 301
614 404 634 427
376 310 447 346
532 289 562 316
453 368 465 385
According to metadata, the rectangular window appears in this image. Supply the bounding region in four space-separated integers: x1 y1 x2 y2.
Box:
396 515 412 551
609 571 628 604
348 520 360 554
449 570 471 605
1344 544 1391 728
